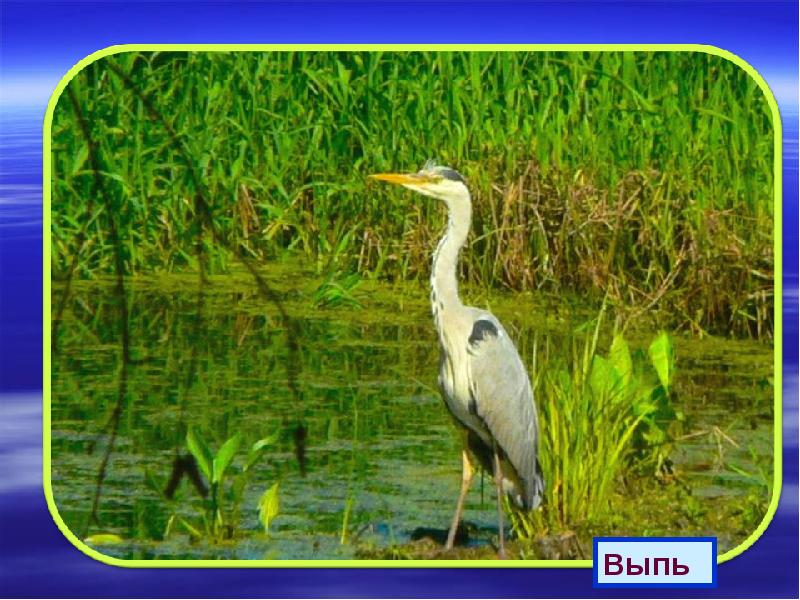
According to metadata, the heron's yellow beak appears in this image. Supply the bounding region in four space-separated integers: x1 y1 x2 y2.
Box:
368 172 433 185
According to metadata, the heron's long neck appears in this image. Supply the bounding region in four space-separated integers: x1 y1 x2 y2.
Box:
431 198 471 323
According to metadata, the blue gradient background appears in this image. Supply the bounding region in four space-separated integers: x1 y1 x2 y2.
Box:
0 1 796 597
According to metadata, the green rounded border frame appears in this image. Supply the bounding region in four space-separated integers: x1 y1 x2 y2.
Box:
42 43 783 569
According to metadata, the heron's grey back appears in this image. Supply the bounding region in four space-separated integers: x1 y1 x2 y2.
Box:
465 312 544 510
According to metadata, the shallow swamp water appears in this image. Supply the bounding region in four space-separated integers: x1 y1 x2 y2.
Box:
49 260 775 561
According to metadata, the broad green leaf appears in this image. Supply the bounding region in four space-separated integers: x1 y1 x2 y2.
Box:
632 395 657 417
245 430 281 471
85 533 123 545
608 334 633 390
648 332 675 392
589 355 620 398
186 427 213 482
212 432 242 484
258 482 280 533
250 431 281 454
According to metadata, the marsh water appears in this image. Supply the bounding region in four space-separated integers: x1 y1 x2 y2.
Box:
50 261 774 561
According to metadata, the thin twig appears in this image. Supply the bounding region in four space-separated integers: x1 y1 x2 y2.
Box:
67 84 131 539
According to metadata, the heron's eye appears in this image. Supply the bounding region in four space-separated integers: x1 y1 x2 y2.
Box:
416 169 443 183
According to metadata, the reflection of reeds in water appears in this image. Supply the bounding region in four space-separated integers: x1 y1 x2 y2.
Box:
50 51 773 338
50 281 415 547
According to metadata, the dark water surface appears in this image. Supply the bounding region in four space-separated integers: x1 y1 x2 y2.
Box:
49 268 774 561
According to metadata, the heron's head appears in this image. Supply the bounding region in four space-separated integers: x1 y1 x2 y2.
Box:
369 161 469 207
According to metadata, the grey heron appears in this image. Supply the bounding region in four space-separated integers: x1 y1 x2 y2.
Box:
370 162 544 558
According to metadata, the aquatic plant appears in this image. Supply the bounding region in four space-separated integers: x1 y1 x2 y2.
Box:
729 444 773 529
147 427 281 541
258 481 280 534
313 271 363 309
512 318 678 537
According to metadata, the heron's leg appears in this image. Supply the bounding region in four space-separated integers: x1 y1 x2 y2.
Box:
445 445 473 550
492 441 507 559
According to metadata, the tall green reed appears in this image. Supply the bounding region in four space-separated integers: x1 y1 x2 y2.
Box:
51 51 774 338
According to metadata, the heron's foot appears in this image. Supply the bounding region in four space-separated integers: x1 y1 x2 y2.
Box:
443 522 468 549
494 535 508 559
445 446 474 550
444 521 457 549
444 528 455 550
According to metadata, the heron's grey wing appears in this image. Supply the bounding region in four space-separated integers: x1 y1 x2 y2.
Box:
466 316 543 509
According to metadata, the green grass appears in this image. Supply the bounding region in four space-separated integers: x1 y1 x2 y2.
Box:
512 308 679 539
50 51 774 338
